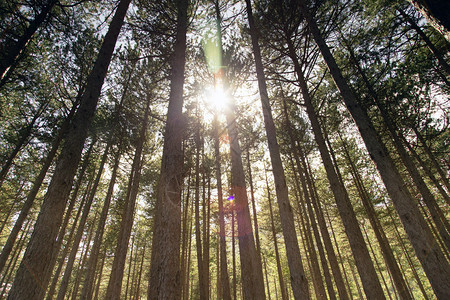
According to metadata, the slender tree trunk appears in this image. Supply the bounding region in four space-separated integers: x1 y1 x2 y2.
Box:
106 97 150 300
0 0 57 81
7 1 131 297
286 35 385 299
133 243 146 300
301 153 348 299
402 137 450 204
361 223 394 300
413 127 450 192
265 173 289 300
93 247 107 300
0 220 31 299
263 256 272 300
231 208 237 300
147 1 188 298
194 115 208 300
214 114 232 300
0 102 47 188
80 143 122 300
124 235 135 300
69 212 97 300
247 150 261 256
0 102 78 274
244 1 309 298
180 170 191 300
224 97 266 299
296 2 450 297
406 0 450 41
46 173 93 300
339 134 414 300
290 150 327 300
56 139 112 300
381 197 431 300
342 39 450 251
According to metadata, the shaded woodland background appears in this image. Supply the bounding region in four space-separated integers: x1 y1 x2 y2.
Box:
0 0 449 299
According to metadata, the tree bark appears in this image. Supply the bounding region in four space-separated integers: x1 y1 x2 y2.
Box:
225 94 266 299
342 38 450 251
0 0 57 81
286 33 385 299
214 115 232 300
45 170 93 300
79 143 122 300
340 136 413 299
194 115 208 300
147 1 188 298
106 97 150 300
265 172 289 300
56 138 112 300
406 0 450 41
7 0 131 297
244 1 310 298
0 103 77 274
297 1 450 297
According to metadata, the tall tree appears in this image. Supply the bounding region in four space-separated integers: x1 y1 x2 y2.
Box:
147 0 189 298
296 0 450 297
0 0 58 81
244 0 310 298
406 0 450 41
6 0 132 298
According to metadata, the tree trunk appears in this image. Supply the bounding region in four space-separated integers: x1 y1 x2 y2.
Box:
69 212 97 300
46 171 93 300
262 256 272 300
180 169 192 300
231 207 237 300
406 0 450 41
265 172 289 300
297 1 450 297
93 247 107 300
286 34 385 299
106 97 150 300
0 102 47 189
0 102 77 274
7 0 131 297
214 114 232 300
340 136 413 299
247 150 262 256
302 152 349 300
0 220 31 299
194 115 208 300
244 0 309 298
80 143 122 300
381 197 431 300
56 139 112 300
342 38 450 251
0 0 57 81
413 127 450 193
225 96 266 299
147 0 188 298
133 243 146 300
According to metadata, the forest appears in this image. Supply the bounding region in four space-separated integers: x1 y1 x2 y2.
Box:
0 0 449 299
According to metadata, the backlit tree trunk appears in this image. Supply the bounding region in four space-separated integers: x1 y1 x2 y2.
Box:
7 0 131 297
286 35 385 299
244 0 309 298
147 0 189 298
297 1 450 297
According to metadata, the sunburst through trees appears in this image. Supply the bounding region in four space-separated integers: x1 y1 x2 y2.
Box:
0 0 449 299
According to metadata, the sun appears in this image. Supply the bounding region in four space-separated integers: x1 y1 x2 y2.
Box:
204 82 229 112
